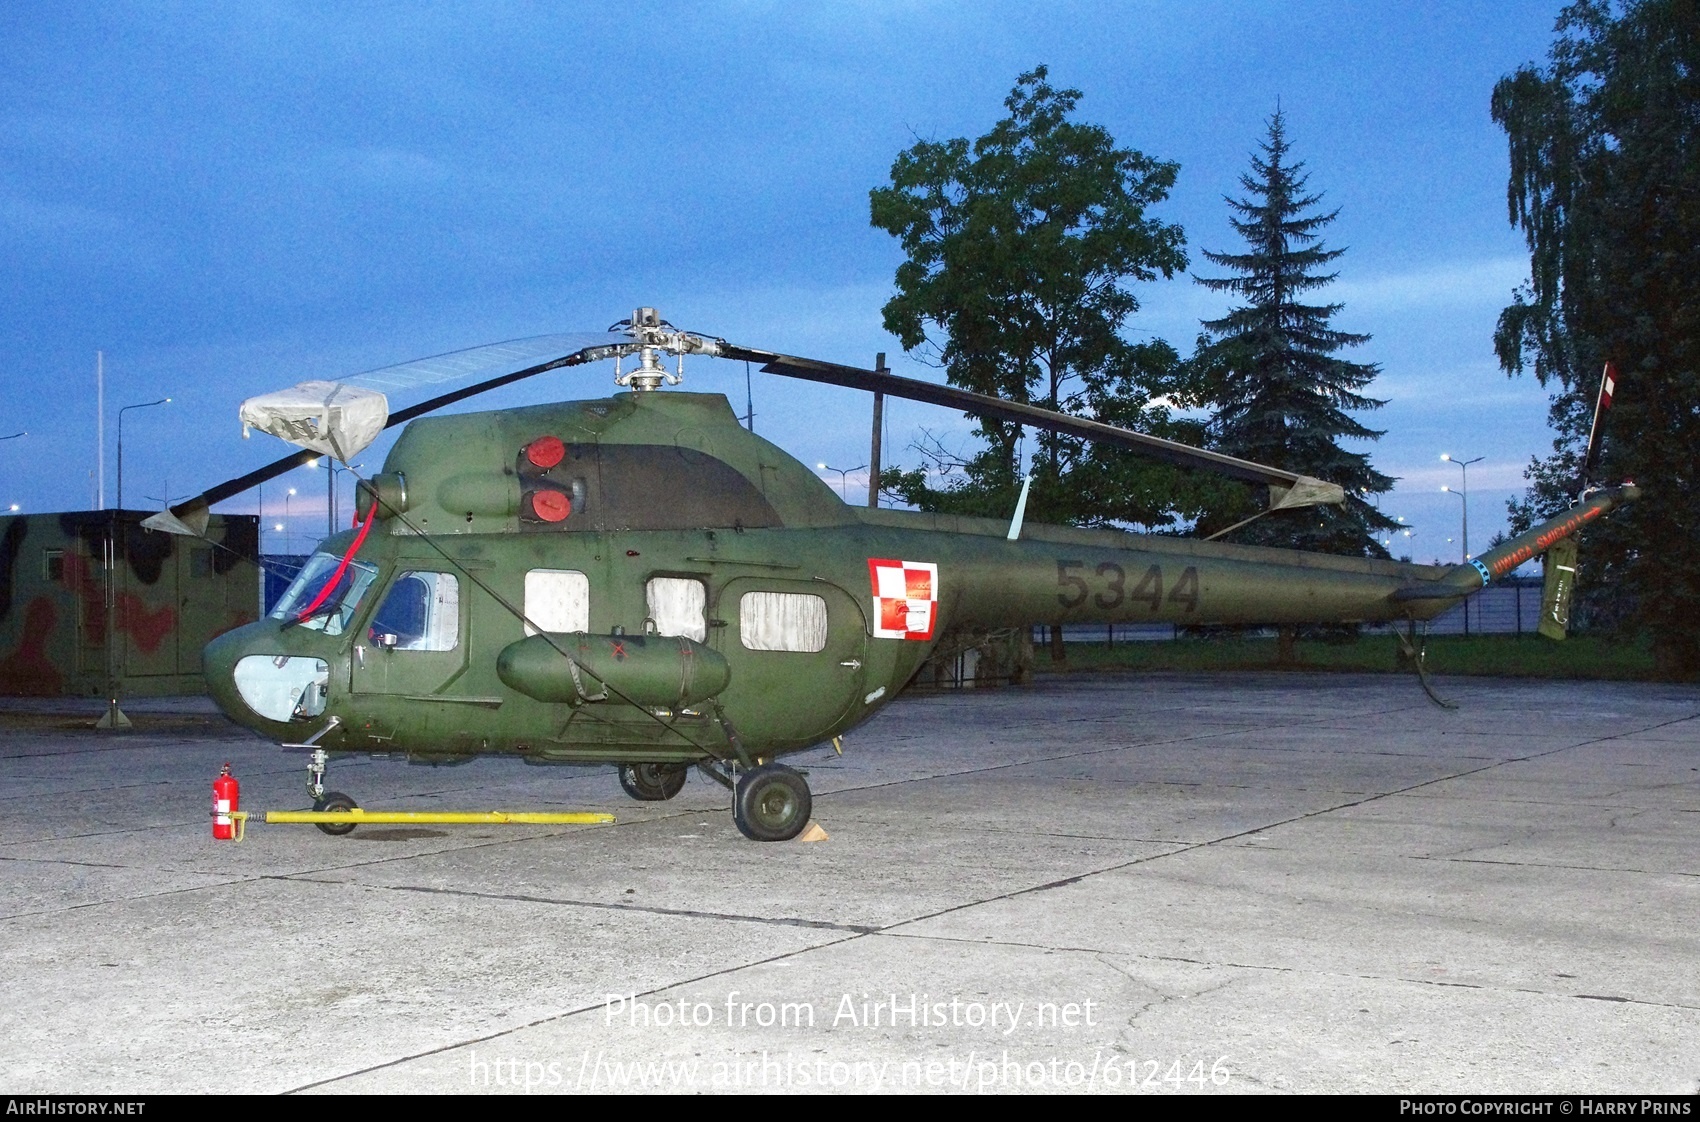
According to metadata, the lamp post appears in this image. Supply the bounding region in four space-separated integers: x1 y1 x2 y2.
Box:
117 398 170 511
285 488 296 554
1442 486 1471 637
305 457 321 529
1439 454 1482 562
98 397 169 732
817 462 866 501
4 435 25 517
327 462 362 533
1441 453 1481 637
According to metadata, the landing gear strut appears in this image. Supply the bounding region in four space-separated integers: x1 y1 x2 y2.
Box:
732 764 812 842
305 748 360 836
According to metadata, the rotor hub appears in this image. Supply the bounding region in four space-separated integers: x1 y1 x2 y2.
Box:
611 306 724 391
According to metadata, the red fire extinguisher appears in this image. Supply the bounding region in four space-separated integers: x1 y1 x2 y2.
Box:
213 763 240 841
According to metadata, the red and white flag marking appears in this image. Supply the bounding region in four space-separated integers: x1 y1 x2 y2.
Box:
868 558 939 641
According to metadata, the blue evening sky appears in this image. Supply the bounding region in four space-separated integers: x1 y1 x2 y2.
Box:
1 2 1569 563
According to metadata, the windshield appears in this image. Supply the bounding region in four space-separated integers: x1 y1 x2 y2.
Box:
268 552 379 635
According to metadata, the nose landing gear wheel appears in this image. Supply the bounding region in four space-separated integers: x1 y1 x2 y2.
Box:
732 764 811 842
312 791 359 836
619 762 689 802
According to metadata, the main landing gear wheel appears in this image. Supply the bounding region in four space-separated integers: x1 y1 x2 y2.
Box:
313 791 359 836
619 762 689 802
732 764 812 842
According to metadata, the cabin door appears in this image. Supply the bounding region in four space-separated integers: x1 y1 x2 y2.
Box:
350 569 470 697
712 577 868 749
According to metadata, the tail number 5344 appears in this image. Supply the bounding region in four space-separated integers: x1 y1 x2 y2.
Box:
1057 560 1199 613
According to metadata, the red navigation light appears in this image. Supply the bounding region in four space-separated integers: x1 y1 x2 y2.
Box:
525 435 566 469
526 489 571 522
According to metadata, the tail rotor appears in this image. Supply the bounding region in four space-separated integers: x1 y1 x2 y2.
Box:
1539 362 1621 641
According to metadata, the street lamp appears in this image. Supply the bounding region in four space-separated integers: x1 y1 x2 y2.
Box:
98 397 167 732
117 398 170 511
1439 454 1483 562
1442 453 1482 639
1440 487 1468 559
285 488 296 553
1441 485 1472 637
817 462 866 501
327 462 363 533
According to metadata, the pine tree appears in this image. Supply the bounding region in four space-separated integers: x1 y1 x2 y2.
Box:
1189 111 1396 556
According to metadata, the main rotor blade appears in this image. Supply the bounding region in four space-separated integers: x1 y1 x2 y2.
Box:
724 345 1344 503
146 346 603 534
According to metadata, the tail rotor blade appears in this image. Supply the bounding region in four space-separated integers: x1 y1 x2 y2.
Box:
1580 362 1618 489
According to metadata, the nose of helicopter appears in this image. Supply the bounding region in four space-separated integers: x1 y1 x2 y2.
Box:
202 621 333 731
202 626 250 723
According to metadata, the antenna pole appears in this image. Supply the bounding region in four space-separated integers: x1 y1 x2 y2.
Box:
868 353 885 508
96 351 105 510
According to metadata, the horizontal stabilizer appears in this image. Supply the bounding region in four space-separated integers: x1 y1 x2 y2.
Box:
1537 537 1579 640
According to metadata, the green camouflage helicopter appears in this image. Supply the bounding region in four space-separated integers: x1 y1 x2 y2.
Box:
147 311 1635 841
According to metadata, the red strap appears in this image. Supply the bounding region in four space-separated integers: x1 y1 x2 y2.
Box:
296 505 376 621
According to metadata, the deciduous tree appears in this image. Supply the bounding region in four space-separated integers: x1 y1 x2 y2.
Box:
870 66 1212 530
1493 0 1700 676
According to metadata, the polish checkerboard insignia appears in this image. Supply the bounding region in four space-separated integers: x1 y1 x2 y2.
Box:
868 558 938 641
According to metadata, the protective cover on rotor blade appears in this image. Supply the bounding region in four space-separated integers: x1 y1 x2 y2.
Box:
1269 476 1346 510
238 380 389 460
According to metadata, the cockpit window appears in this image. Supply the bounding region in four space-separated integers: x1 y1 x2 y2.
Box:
268 552 379 636
370 571 461 651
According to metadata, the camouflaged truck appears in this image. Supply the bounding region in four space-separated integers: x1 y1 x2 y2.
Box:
0 511 259 697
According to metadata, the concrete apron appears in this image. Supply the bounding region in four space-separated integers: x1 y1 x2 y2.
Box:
0 673 1696 1094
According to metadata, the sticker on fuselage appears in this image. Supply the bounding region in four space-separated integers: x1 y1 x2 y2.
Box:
868 558 938 641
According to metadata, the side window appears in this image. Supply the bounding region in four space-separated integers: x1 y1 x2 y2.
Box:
371 571 460 652
646 577 706 641
43 549 64 582
525 569 589 636
739 591 827 652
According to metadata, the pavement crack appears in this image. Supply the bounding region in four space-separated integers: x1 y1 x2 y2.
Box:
278 875 879 934
876 932 1700 1011
281 931 869 1094
1429 855 1697 878
802 700 1440 804
0 855 146 872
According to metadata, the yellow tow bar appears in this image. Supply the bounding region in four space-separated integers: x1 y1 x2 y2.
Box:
266 810 615 826
224 809 613 842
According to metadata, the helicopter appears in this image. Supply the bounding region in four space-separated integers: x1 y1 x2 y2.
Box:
145 310 1637 842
